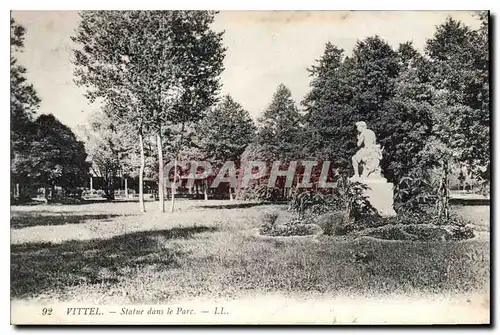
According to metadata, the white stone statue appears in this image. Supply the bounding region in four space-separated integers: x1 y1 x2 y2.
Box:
350 121 384 181
349 121 396 217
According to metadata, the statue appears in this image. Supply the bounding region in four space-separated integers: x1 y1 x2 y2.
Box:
349 121 396 216
350 121 384 181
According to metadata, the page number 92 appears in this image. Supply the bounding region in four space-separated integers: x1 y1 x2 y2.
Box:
42 308 53 316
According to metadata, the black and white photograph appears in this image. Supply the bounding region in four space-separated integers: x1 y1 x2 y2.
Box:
9 9 490 325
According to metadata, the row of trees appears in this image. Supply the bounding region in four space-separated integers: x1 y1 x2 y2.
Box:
72 11 227 212
303 14 488 181
234 13 488 211
11 12 489 215
74 11 490 214
11 18 89 201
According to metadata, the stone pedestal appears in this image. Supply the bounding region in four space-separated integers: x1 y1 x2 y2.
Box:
360 178 397 217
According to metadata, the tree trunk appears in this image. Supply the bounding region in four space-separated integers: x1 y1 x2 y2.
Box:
138 132 146 213
443 161 450 223
44 184 50 203
204 179 208 201
436 160 450 224
170 157 177 213
229 187 234 201
89 176 93 191
156 132 165 212
124 177 128 198
105 174 115 200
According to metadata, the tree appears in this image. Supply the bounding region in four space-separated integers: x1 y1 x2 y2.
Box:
425 15 489 172
194 95 256 199
254 84 303 199
72 11 149 211
421 14 490 221
302 37 400 177
15 114 89 201
378 42 434 183
196 95 255 163
72 10 226 212
302 42 353 165
10 18 39 138
257 84 302 161
80 109 134 200
10 18 41 199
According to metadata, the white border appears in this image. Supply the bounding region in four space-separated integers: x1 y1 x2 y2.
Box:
3 0 497 333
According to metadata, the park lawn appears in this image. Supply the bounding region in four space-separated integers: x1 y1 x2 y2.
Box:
10 201 490 304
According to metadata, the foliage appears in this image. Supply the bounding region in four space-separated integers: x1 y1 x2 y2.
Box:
72 10 226 211
353 207 475 241
240 141 273 163
261 211 280 226
447 224 476 241
289 176 378 221
13 114 90 197
72 11 226 129
289 191 335 218
10 18 41 198
379 42 435 182
297 17 491 222
259 222 320 237
259 216 321 237
10 18 40 146
237 184 282 201
316 211 355 236
394 171 437 213
302 37 401 173
79 110 136 199
414 15 490 221
425 16 489 172
357 223 474 242
195 95 256 164
301 14 489 202
10 18 92 201
259 209 322 237
256 84 303 161
234 142 271 200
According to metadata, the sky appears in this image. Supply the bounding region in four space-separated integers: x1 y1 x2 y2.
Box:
11 10 481 131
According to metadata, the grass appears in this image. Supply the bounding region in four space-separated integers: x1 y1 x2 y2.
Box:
10 212 129 229
10 201 490 304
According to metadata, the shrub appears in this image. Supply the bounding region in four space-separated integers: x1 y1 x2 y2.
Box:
354 212 475 241
237 184 288 201
259 211 279 236
259 211 322 237
316 211 355 236
360 225 421 241
288 175 377 222
261 211 279 226
52 196 83 205
237 184 267 201
259 221 321 237
357 208 474 229
288 191 336 218
403 224 450 241
447 225 475 241
394 172 438 213
360 211 428 228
